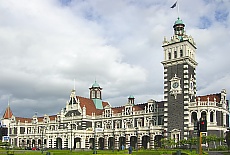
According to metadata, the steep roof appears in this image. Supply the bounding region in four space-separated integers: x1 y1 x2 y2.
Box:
3 106 13 119
77 96 109 116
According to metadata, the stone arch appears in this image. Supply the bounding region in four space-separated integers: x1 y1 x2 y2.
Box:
108 137 114 150
201 111 207 120
130 136 137 149
154 135 163 147
26 140 30 147
38 139 41 148
191 111 197 123
142 135 150 149
21 139 25 148
74 137 81 149
119 137 126 150
89 138 94 149
56 137 62 149
98 137 104 150
32 139 36 147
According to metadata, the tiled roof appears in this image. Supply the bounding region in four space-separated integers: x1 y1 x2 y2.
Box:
196 93 221 103
77 96 109 116
15 117 32 123
111 101 164 114
102 101 109 107
133 103 147 111
3 106 13 119
49 115 57 121
112 106 125 114
37 117 44 122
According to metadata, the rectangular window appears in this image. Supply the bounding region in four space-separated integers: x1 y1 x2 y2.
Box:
180 50 183 57
168 53 171 60
174 51 177 58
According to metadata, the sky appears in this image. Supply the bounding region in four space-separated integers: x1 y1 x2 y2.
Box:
0 0 230 117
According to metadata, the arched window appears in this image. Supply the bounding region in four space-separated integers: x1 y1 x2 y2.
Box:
191 112 197 123
201 111 207 120
91 91 95 98
97 91 100 99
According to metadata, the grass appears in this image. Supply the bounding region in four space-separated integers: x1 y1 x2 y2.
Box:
0 149 206 155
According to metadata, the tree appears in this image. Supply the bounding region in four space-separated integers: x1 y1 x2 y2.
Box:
205 135 218 150
225 131 230 152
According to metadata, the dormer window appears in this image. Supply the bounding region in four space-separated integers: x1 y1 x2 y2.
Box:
43 117 47 123
125 107 131 115
105 109 111 117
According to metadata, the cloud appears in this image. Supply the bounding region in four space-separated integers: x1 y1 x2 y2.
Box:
0 0 230 117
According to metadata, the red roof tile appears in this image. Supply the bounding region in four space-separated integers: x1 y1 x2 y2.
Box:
196 93 221 102
15 117 32 123
3 106 13 119
77 96 107 116
49 115 57 121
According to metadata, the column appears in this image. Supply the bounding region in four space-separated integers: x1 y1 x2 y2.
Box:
115 135 119 149
125 134 129 149
207 110 210 123
64 138 68 149
214 111 217 124
85 136 90 149
81 137 85 149
137 135 141 149
95 137 98 150
150 134 155 149
223 113 226 126
104 135 108 149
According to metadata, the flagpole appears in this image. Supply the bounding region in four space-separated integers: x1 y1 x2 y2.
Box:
177 0 180 18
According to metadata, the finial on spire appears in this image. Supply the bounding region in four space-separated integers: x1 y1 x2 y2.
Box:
74 79 76 90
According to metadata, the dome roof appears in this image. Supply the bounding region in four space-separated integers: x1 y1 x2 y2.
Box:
128 95 135 99
174 17 184 26
92 81 100 88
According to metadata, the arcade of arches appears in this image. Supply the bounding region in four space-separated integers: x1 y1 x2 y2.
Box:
18 133 163 150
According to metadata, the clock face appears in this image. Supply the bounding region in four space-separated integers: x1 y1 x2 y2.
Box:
172 82 179 88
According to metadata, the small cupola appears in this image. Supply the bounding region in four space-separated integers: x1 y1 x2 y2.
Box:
89 81 103 109
173 17 185 39
128 95 135 105
89 81 102 100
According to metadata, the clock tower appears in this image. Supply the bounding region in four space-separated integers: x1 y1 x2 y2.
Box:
162 18 198 140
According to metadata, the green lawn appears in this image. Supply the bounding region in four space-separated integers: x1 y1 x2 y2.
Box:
0 149 206 155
